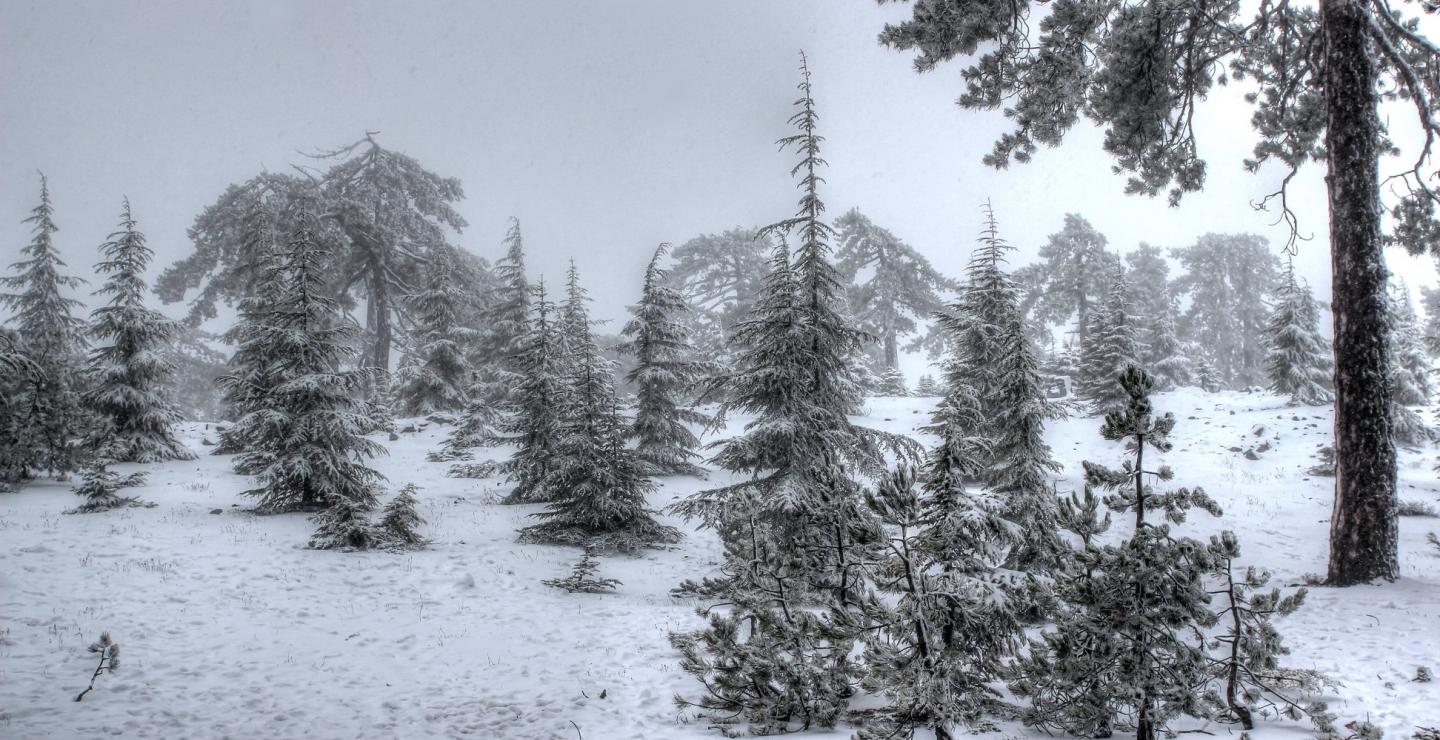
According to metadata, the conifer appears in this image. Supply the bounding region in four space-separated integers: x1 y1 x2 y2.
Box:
1076 268 1141 413
393 247 472 416
497 280 564 504
1265 259 1334 405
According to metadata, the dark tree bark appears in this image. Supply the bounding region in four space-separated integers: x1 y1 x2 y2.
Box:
1322 0 1397 585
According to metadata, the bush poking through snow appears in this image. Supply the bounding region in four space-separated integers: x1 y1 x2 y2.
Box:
1397 500 1438 517
1308 703 1385 740
446 460 499 479
543 547 620 593
66 465 153 514
74 632 119 702
375 484 428 549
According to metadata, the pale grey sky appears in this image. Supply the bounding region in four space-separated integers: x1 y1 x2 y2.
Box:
3 0 1435 373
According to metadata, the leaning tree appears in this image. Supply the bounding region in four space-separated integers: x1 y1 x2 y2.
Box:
876 0 1440 584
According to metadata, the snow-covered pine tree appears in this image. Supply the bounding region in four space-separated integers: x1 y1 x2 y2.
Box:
1422 285 1440 357
83 199 194 463
497 279 564 504
1172 234 1281 388
1203 530 1325 730
449 219 530 452
213 192 289 455
519 263 679 553
1013 367 1222 740
1076 267 1141 414
1195 350 1223 393
0 330 39 487
834 208 955 368
66 464 152 514
392 246 472 416
913 373 940 396
617 243 710 477
1266 258 1335 405
1388 281 1431 406
875 365 908 396
0 174 90 479
856 459 1022 739
375 483 428 549
1124 244 1191 389
1024 214 1120 347
223 214 385 547
668 226 771 364
944 203 1064 572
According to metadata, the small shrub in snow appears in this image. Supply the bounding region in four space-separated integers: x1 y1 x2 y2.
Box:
543 547 620 593
1307 446 1336 477
74 631 119 702
426 448 473 463
446 460 499 479
66 465 153 514
1398 500 1438 518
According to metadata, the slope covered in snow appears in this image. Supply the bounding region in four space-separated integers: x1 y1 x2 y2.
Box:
1 389 1437 738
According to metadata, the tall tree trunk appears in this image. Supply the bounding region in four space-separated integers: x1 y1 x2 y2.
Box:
366 256 392 377
883 315 899 369
1322 0 1398 585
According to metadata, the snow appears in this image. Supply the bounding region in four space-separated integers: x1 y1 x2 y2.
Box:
2 389 1439 738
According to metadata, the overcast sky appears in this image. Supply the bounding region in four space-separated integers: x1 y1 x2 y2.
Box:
4 0 1437 375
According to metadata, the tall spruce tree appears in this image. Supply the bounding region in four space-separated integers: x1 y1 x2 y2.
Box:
1077 267 1141 414
940 203 1063 571
498 279 564 504
1126 244 1190 389
1265 259 1334 406
392 246 472 416
0 174 89 479
0 330 39 486
1013 367 1222 740
223 215 385 543
1388 282 1431 407
519 263 679 552
1172 234 1281 389
617 243 710 477
84 199 194 463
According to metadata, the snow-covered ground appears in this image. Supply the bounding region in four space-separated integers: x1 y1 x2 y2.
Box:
2 389 1438 738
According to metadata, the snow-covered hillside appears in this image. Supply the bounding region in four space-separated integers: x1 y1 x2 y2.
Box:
2 390 1437 738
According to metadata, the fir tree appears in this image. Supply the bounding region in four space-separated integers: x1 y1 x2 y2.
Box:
1013 367 1222 740
452 218 530 447
1266 259 1335 405
498 279 564 504
1145 309 1193 390
913 374 940 397
941 203 1064 572
1077 267 1141 414
617 243 710 477
1026 214 1120 347
1171 234 1281 388
518 263 679 553
1389 282 1431 407
0 330 39 487
543 546 621 593
65 464 153 514
83 199 194 463
223 215 385 545
875 366 908 397
375 483 428 549
1195 351 1223 393
668 226 771 362
392 246 472 416
0 174 90 479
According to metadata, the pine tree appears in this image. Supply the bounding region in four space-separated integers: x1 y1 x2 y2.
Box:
617 243 710 477
668 226 771 362
392 246 472 416
0 174 90 479
223 216 385 545
1124 244 1191 390
1077 268 1141 414
856 461 1022 739
454 218 530 441
1266 259 1334 406
1013 367 1222 740
1144 309 1193 390
1195 351 1223 393
913 374 940 396
1203 530 1324 730
941 204 1064 572
519 263 680 553
375 483 429 549
875 366 908 397
1388 282 1431 406
83 199 194 463
1026 214 1120 347
1172 234 1281 388
497 279 565 504
834 208 955 368
66 464 152 514
0 330 39 487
